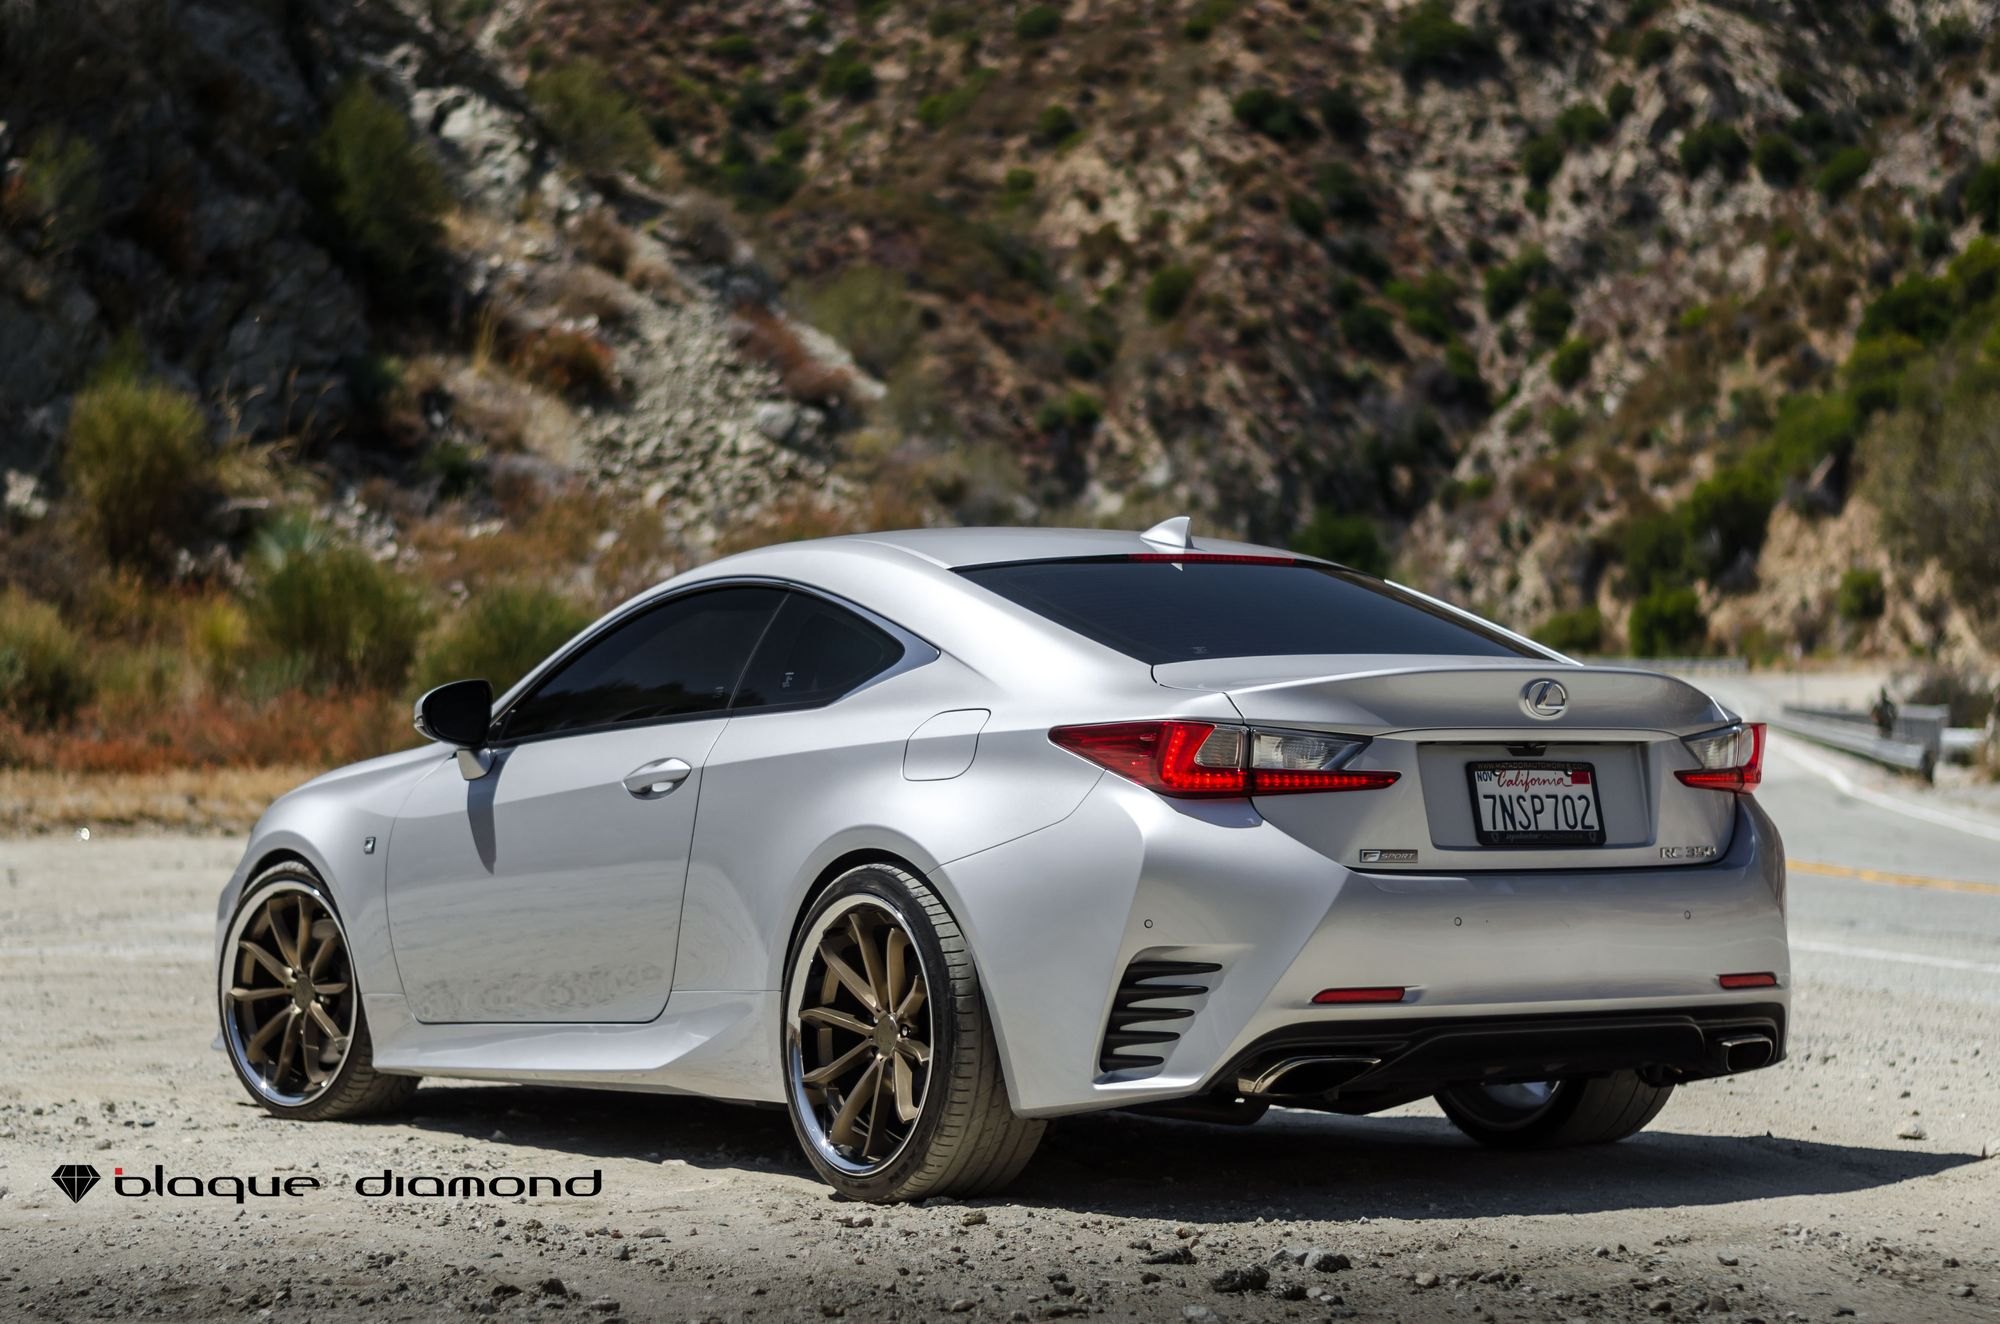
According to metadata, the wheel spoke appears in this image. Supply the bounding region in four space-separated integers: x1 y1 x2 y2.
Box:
308 933 339 979
238 940 289 985
801 1006 873 1037
306 1001 343 1040
895 1035 931 1066
859 1051 890 1159
892 1052 919 1123
851 913 889 1011
245 1007 289 1062
801 1039 873 1087
293 900 312 975
311 981 349 997
271 1008 301 1084
818 943 879 1015
269 900 302 967
227 986 291 1003
895 979 926 1024
884 928 908 1010
826 1056 883 1149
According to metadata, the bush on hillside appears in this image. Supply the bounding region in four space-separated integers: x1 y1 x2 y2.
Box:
63 376 213 572
1292 510 1389 576
1145 264 1196 321
1870 390 2000 607
1232 87 1315 144
1965 162 2000 231
2 128 100 253
1318 84 1367 138
1555 101 1611 145
1483 246 1551 318
1387 273 1462 342
1342 301 1402 359
1014 5 1061 40
1521 132 1565 190
1536 605 1603 654
1314 162 1377 222
1526 285 1574 346
1836 568 1885 622
1679 121 1748 179
1032 103 1080 147
1380 0 1495 80
1606 82 1636 121
1629 586 1706 656
530 60 657 174
311 81 450 293
1549 336 1594 388
1814 146 1872 200
0 590 94 728
1753 133 1805 186
1859 275 1953 345
1634 27 1674 66
1682 464 1777 579
415 583 596 694
805 266 920 377
819 43 878 101
244 528 426 692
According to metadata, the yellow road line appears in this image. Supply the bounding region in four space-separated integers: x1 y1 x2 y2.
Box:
1787 858 2000 896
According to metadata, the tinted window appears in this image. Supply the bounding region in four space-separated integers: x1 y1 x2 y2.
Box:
502 587 784 740
957 559 1539 664
732 593 905 712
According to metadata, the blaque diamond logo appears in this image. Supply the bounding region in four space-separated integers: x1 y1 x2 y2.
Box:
51 1163 101 1203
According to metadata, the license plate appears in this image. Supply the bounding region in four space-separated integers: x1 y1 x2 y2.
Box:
1467 761 1605 846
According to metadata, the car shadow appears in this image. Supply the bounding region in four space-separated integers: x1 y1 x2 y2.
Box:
390 1082 1981 1220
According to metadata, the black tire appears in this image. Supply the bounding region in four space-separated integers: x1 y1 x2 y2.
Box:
1436 1071 1673 1150
219 863 418 1121
782 863 1044 1202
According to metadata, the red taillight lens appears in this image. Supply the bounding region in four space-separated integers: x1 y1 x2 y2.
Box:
1676 722 1765 792
1049 721 1399 798
1312 986 1407 1004
1718 972 1778 989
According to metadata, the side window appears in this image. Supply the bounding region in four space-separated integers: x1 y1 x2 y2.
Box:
731 593 905 713
501 587 784 741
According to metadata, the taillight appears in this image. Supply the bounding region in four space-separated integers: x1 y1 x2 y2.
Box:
1676 723 1765 792
1049 721 1398 798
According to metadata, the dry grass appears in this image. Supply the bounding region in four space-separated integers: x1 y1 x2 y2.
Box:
0 690 411 775
0 765 317 836
734 302 856 406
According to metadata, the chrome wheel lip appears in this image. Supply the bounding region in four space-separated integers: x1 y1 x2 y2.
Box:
784 893 936 1178
219 879 357 1108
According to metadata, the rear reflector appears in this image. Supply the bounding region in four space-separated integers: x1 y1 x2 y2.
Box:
1049 720 1398 798
1717 972 1778 989
1312 987 1407 1004
1676 723 1766 792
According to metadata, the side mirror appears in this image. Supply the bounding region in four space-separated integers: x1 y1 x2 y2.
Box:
414 679 494 780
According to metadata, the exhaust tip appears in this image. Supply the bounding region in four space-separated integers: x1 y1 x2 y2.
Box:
1718 1034 1775 1073
1237 1054 1381 1098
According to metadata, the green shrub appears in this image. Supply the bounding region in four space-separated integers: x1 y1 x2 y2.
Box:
1859 275 1954 345
1549 336 1594 388
1605 82 1635 121
530 60 656 175
1965 161 2000 231
1929 15 1979 58
0 590 94 728
1555 102 1612 145
917 69 993 129
715 133 805 210
711 33 757 62
1814 146 1872 201
818 43 878 100
1286 192 1325 235
1761 392 1858 472
1683 464 1777 578
1628 586 1706 656
1536 605 1603 654
1387 272 1462 342
1003 167 1037 197
1232 87 1314 143
1546 403 1586 445
415 583 595 694
63 377 213 571
1035 390 1103 432
1341 301 1402 358
310 81 450 292
1318 84 1367 138
1521 132 1566 190
1314 161 1377 221
805 266 920 376
1145 264 1196 320
1753 133 1805 186
1183 0 1235 40
1633 27 1674 66
4 128 100 253
1032 103 1080 147
1866 12 1900 46
1836 568 1886 622
1622 512 1692 596
1679 121 1748 179
1869 386 2000 603
1526 285 1574 346
244 528 425 692
1014 5 1061 40
1483 246 1551 318
1949 237 2000 305
1844 332 1921 418
1292 511 1389 576
1441 341 1490 412
1380 0 1494 80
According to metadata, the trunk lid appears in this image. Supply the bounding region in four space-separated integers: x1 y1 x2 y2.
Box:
1155 657 1743 872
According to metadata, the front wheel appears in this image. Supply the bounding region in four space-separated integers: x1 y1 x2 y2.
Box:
1436 1072 1673 1149
219 864 417 1120
783 863 1043 1202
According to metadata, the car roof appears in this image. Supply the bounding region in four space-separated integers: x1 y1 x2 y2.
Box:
764 524 1314 571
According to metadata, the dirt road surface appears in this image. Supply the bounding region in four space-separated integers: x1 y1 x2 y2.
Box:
3 714 1998 1322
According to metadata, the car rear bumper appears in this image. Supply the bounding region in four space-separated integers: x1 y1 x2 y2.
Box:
939 777 1789 1117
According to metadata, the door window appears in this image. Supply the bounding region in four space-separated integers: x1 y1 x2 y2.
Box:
731 592 905 713
501 587 784 740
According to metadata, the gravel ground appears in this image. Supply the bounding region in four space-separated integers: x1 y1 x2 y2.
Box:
0 834 1995 1324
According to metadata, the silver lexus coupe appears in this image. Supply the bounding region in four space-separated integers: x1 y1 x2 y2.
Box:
215 521 1788 1202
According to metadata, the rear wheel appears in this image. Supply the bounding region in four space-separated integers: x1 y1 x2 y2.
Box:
1436 1072 1672 1149
219 864 417 1121
783 863 1043 1202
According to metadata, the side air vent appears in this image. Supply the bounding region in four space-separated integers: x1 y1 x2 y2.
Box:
1097 957 1223 1075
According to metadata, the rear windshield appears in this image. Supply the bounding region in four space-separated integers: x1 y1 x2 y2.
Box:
957 558 1541 665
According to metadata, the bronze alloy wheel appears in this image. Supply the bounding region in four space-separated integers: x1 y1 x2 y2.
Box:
787 895 936 1174
221 879 357 1107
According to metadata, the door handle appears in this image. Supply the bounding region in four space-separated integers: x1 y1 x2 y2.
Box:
622 758 692 799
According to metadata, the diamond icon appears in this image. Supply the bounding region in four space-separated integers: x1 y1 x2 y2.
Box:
51 1163 101 1203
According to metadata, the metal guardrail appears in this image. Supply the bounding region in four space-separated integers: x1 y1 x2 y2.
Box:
1774 704 1940 781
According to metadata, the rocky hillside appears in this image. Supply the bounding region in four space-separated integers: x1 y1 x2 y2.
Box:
3 0 2000 776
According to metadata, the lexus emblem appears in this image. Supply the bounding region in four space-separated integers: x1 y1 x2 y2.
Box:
1522 678 1569 719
